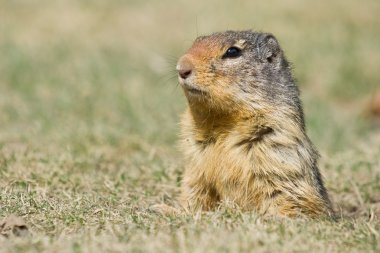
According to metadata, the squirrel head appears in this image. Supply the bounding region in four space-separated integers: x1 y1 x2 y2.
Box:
177 30 304 127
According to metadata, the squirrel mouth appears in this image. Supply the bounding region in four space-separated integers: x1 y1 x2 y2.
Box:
181 83 206 96
186 87 204 95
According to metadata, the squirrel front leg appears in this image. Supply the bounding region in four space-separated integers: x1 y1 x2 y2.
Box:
150 183 218 216
180 180 220 212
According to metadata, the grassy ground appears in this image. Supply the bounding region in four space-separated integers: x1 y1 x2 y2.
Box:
0 0 379 252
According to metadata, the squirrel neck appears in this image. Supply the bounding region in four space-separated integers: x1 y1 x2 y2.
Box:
187 104 245 142
189 106 244 128
187 102 305 145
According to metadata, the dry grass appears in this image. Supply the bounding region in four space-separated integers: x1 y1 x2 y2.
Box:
0 0 379 252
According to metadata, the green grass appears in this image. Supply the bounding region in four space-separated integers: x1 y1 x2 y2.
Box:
0 0 379 252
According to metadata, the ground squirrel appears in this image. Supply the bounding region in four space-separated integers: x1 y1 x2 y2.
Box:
173 30 333 218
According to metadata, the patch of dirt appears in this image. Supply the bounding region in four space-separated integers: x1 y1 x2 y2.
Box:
370 90 380 116
0 214 29 239
333 192 380 220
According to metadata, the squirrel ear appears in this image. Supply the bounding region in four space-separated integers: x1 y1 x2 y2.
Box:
257 33 281 63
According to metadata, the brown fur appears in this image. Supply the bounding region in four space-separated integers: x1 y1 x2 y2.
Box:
174 30 333 218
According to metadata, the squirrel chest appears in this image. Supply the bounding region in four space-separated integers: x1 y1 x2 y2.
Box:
180 109 289 211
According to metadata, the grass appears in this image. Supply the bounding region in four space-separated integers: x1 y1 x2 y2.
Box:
0 0 379 252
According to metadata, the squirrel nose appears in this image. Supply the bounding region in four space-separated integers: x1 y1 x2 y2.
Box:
179 68 192 79
177 56 193 79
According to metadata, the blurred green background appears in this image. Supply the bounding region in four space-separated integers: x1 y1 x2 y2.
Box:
0 0 379 153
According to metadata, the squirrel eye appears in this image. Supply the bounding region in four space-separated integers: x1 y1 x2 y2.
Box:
222 47 242 59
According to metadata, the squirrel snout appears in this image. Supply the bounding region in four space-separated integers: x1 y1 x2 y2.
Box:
177 56 193 80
